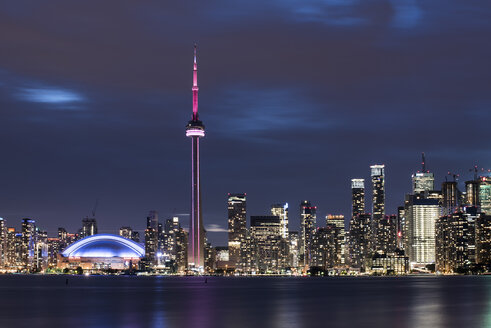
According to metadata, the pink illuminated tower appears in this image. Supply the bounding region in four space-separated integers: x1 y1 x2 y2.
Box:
186 44 205 270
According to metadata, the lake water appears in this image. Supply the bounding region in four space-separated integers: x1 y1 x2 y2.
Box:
0 275 489 328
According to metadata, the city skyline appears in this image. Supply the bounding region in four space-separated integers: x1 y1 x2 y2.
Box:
1 1 491 247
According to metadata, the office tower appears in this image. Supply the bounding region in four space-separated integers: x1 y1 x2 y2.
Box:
476 215 491 264
144 210 159 267
239 230 254 273
35 228 48 271
186 45 206 270
250 215 282 273
21 218 36 271
271 203 289 239
412 153 434 194
300 201 317 268
436 207 477 273
171 217 188 273
351 179 365 217
228 193 247 268
348 213 371 269
81 218 98 238
479 177 491 214
327 215 345 265
311 226 338 269
465 180 480 206
405 195 440 265
288 231 299 269
442 181 459 215
5 228 17 268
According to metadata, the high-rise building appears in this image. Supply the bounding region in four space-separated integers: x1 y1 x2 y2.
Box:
442 181 459 215
479 177 491 215
144 210 159 268
351 179 365 218
405 195 440 266
311 226 338 269
0 218 6 267
271 203 289 239
327 215 345 265
287 231 299 269
228 193 247 269
412 153 434 194
370 165 385 253
119 226 139 242
476 215 491 265
436 207 477 273
21 218 36 271
300 201 317 268
186 45 206 270
250 215 282 273
348 213 371 269
465 180 480 207
373 215 397 254
81 218 98 238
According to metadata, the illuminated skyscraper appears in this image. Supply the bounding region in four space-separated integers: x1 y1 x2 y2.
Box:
348 213 371 269
479 177 491 215
186 45 206 270
465 180 480 206
405 195 440 266
327 215 345 265
81 218 98 238
271 203 289 239
371 165 385 252
21 218 36 271
250 215 282 273
228 193 247 268
442 181 459 215
412 153 434 194
300 200 316 267
144 210 159 267
351 179 365 218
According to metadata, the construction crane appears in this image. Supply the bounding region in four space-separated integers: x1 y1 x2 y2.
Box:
91 199 99 218
446 171 459 182
469 165 491 180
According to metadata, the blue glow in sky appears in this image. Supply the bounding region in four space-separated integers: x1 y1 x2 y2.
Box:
17 87 83 104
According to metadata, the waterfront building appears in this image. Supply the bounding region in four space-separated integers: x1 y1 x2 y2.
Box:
300 201 317 268
58 234 144 271
348 213 371 269
311 226 338 269
465 180 480 207
0 218 6 267
412 153 434 194
405 195 440 266
327 215 345 265
397 206 405 249
271 203 289 239
228 193 247 269
351 179 365 217
186 45 206 271
436 207 477 273
476 215 491 265
369 249 409 275
239 230 254 273
288 231 299 269
250 215 282 273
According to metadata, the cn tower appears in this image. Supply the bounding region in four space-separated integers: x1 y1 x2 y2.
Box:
186 44 205 270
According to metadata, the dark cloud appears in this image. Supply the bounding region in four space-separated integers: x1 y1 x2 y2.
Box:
0 0 490 245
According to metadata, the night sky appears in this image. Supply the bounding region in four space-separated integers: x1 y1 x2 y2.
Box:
0 1 490 246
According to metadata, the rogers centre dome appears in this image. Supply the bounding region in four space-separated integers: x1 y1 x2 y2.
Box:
58 234 145 271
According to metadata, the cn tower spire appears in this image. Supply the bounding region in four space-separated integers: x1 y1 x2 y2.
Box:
192 43 199 121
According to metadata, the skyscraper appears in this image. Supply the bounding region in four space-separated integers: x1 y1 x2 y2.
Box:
81 218 98 238
442 181 459 215
300 200 316 268
250 215 282 273
327 215 345 265
144 210 159 268
351 179 365 218
186 45 206 270
412 153 434 194
479 176 491 215
228 193 247 268
371 165 385 252
271 203 289 239
21 218 36 271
